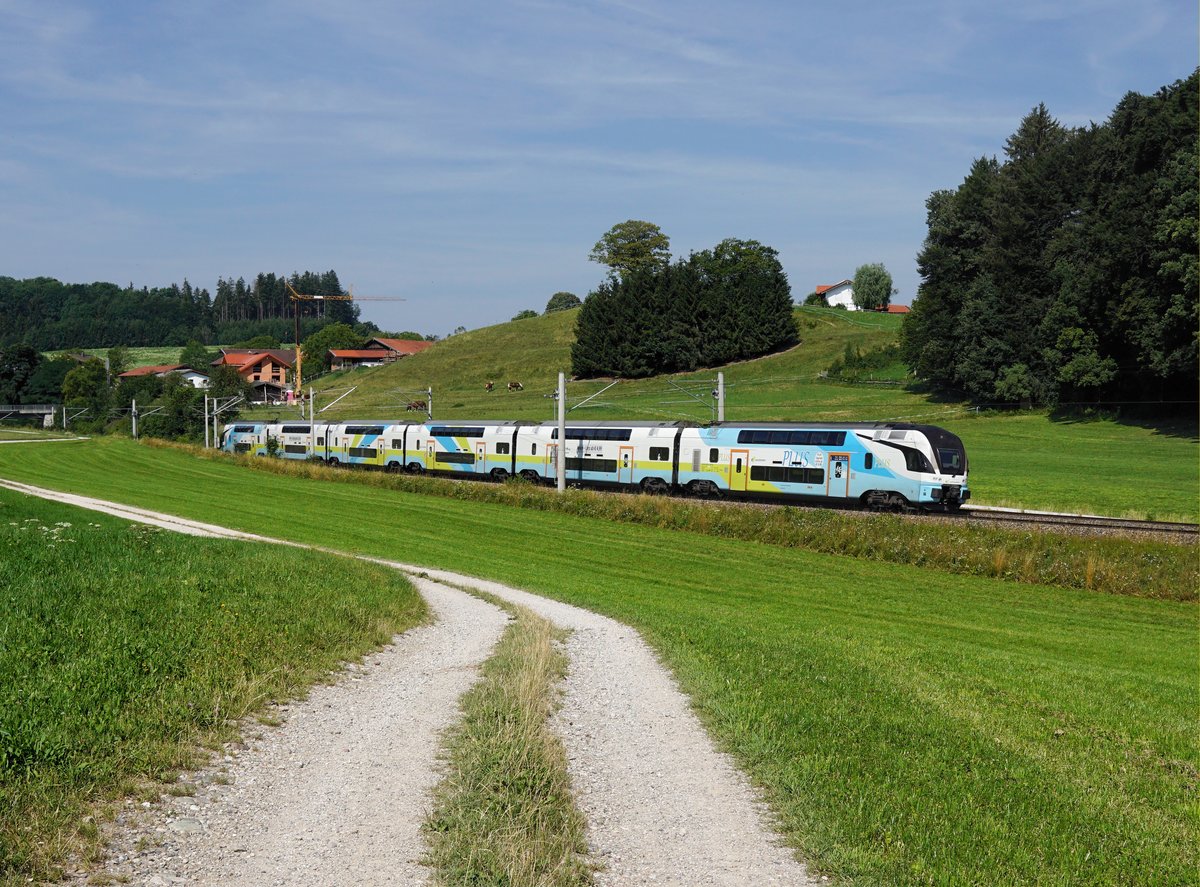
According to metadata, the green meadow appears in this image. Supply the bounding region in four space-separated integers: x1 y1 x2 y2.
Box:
0 438 1194 886
0 488 425 885
243 306 1198 520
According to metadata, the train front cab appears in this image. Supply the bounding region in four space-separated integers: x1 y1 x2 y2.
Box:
223 422 266 455
860 425 969 511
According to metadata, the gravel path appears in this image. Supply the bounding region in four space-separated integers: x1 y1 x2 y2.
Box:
6 479 813 886
379 565 815 887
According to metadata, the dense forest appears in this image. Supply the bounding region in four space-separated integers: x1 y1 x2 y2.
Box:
0 270 360 350
572 238 797 378
901 71 1198 407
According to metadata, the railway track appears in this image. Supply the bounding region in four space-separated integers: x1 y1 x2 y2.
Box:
960 505 1199 541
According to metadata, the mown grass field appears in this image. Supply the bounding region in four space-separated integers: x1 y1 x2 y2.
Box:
0 428 81 442
0 488 426 885
242 306 1199 520
0 439 1193 886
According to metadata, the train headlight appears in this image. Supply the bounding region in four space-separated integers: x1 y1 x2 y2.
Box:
931 488 943 500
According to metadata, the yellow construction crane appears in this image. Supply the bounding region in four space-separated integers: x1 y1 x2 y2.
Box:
286 281 406 394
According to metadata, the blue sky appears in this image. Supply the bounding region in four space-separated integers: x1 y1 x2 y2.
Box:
1 1 1196 337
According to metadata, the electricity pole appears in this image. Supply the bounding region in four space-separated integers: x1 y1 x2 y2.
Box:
717 372 725 422
556 372 566 493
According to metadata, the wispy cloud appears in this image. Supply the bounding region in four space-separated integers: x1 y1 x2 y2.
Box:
0 0 1194 332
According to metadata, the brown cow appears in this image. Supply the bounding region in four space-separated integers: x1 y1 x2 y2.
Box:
405 400 428 412
507 380 524 391
484 381 495 393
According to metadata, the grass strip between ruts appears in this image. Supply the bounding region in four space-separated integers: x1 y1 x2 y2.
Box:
423 586 594 886
0 489 427 886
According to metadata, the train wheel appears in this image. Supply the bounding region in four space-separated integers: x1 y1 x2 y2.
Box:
385 462 400 473
490 468 509 482
519 470 540 483
640 477 668 495
328 457 340 467
406 462 424 474
686 479 720 498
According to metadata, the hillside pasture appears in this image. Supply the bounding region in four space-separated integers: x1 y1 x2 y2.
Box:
0 439 1194 886
245 307 1198 520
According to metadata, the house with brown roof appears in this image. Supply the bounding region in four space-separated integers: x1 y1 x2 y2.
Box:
328 349 390 371
883 304 910 314
364 337 433 358
212 349 295 400
119 364 209 388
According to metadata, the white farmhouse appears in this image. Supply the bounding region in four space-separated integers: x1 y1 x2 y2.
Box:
815 279 856 310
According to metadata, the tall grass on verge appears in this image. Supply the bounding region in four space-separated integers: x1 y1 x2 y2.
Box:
183 444 1197 602
424 594 593 886
0 491 426 887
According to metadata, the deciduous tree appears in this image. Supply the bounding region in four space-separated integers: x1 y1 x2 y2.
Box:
545 292 581 313
588 221 671 280
851 263 895 310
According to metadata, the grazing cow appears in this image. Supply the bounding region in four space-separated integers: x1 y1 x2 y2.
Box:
507 380 524 392
405 400 428 412
484 381 495 393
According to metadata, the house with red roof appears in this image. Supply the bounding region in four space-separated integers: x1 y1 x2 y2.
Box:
212 349 295 400
813 279 856 310
119 364 209 388
328 349 390 371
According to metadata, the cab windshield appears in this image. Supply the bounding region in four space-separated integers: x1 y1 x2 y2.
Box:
937 448 964 475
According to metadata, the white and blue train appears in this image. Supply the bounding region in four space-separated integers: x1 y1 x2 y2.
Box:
222 419 969 511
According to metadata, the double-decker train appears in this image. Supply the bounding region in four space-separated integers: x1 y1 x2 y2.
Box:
221 418 969 511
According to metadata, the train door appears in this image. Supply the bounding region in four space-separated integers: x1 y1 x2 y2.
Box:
828 453 851 497
730 449 749 491
426 439 435 468
546 443 558 480
618 446 634 484
475 441 487 474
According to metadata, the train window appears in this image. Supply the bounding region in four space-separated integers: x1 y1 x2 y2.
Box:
345 426 385 436
553 428 633 441
429 426 485 438
735 458 743 472
649 447 669 461
317 437 325 446
281 425 309 434
864 453 874 469
435 452 476 464
284 444 306 454
496 442 510 455
937 448 963 475
531 443 537 455
416 441 421 449
903 448 934 473
709 448 719 463
233 425 256 433
565 457 618 473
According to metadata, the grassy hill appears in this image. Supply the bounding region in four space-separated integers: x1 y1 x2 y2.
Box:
238 307 1198 520
281 307 916 423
